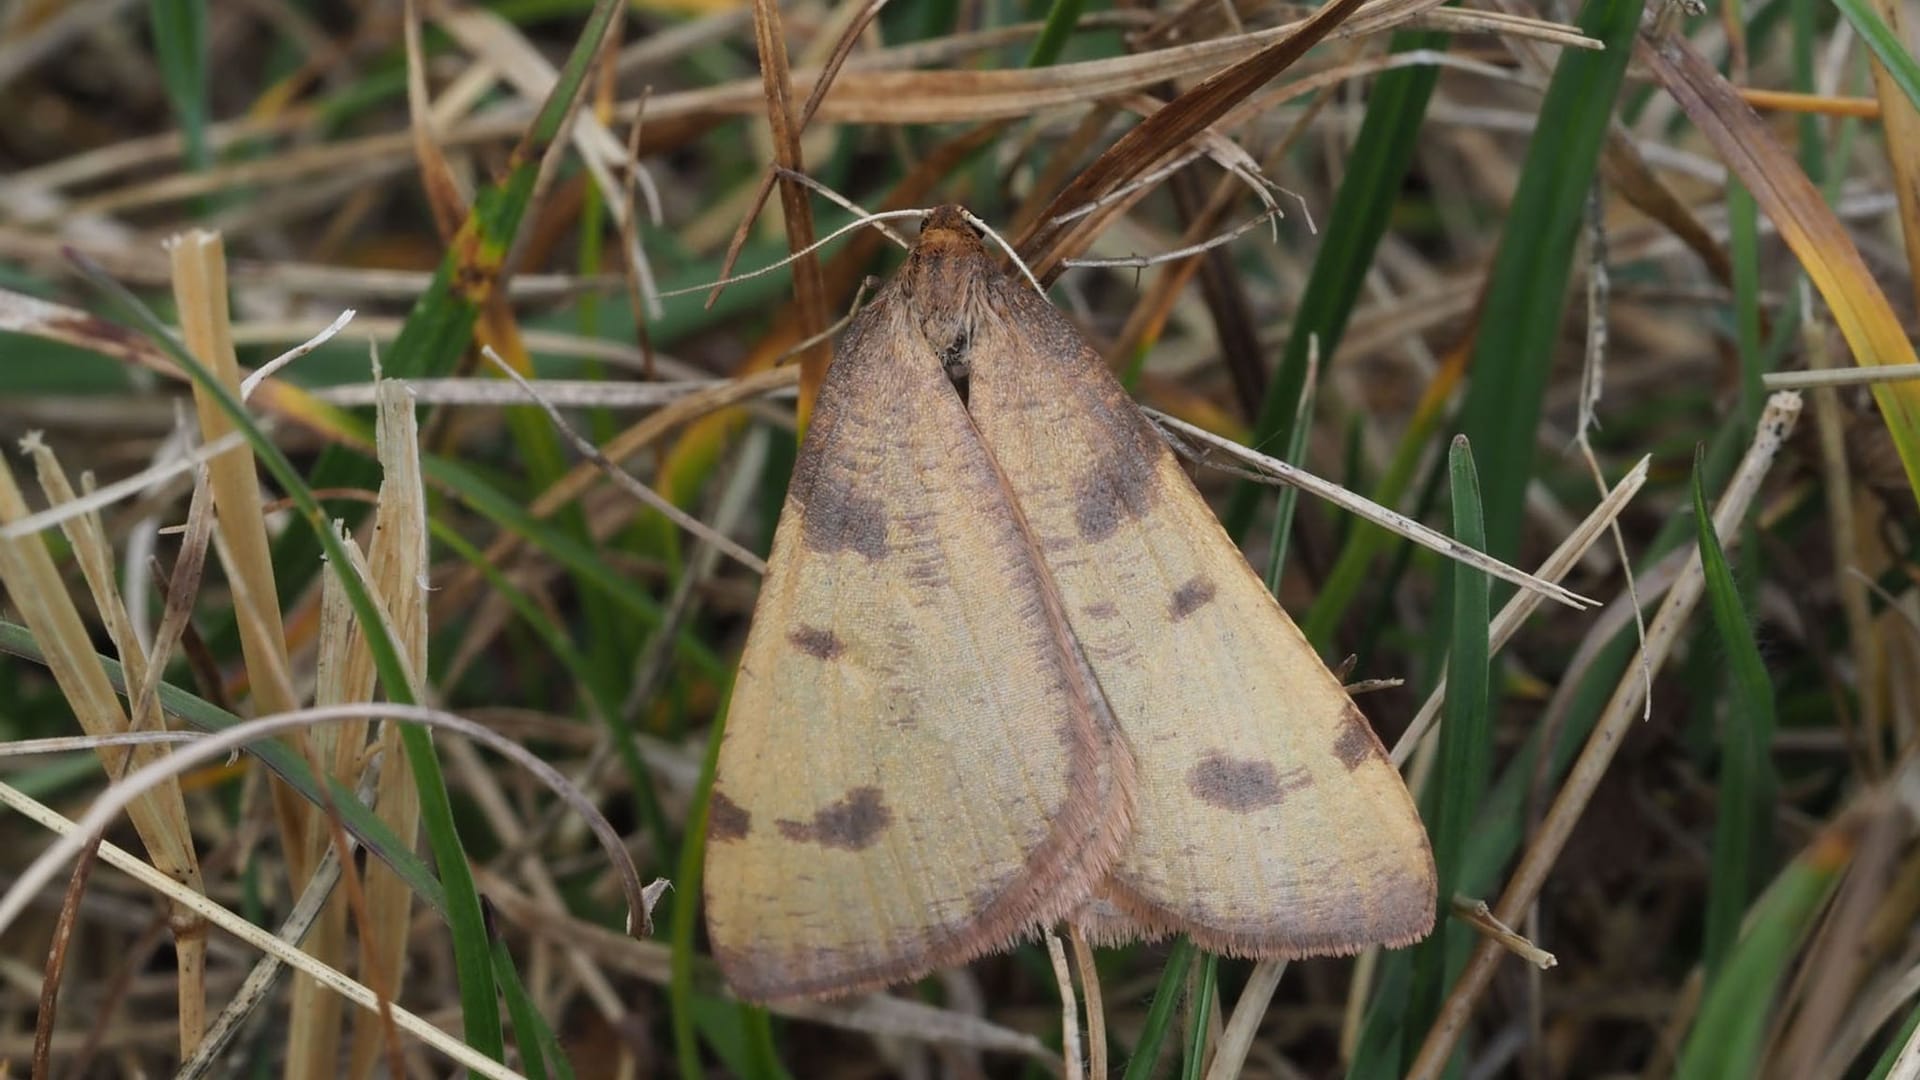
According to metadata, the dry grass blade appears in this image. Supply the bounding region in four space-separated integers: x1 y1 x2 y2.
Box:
341 378 433 1080
745 0 830 417
1017 0 1377 279
0 780 528 1080
402 0 467 237
1151 412 1597 608
168 230 309 884
0 451 207 1059
708 0 889 309
22 436 213 1051
1406 393 1806 1079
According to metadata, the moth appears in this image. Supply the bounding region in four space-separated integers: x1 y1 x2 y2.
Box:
704 206 1436 1002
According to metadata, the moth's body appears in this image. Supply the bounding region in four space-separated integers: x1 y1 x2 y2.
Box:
705 207 1435 1002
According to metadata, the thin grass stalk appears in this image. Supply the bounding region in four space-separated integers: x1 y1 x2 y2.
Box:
168 231 312 890
345 379 434 1079
286 560 361 1080
1694 448 1780 980
0 454 207 1059
24 439 214 1054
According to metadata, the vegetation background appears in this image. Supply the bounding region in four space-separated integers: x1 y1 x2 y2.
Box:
1 0 1918 1076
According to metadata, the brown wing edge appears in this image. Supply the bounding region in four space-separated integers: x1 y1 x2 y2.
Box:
708 292 1137 1003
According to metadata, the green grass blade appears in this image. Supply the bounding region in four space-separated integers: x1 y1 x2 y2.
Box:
1830 0 1920 111
85 270 508 1060
1692 449 1779 978
493 934 564 1080
1182 952 1220 1080
1450 0 1645 561
1401 436 1492 1066
1123 938 1196 1080
1025 0 1089 66
1676 826 1851 1078
1223 28 1448 537
1263 351 1321 595
148 0 209 172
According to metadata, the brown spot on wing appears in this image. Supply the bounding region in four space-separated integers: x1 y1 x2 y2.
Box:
1083 601 1120 621
708 792 751 842
1333 706 1380 772
1168 575 1218 620
776 787 893 851
788 624 845 660
797 478 888 559
1187 752 1310 814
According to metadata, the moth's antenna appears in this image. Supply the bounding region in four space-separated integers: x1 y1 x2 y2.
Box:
1062 210 1281 270
771 167 912 251
658 209 932 298
959 208 1046 298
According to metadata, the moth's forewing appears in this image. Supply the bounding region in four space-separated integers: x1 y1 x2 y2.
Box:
704 286 1132 1002
908 211 1436 957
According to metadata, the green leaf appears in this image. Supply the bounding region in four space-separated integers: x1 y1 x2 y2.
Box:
1691 448 1779 978
1830 0 1920 113
1451 0 1645 562
1123 938 1196 1080
1676 828 1850 1077
1402 436 1492 1066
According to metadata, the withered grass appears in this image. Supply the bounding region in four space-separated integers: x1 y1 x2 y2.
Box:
2 0 1919 1076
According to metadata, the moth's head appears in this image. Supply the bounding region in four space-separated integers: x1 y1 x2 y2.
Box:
902 206 995 375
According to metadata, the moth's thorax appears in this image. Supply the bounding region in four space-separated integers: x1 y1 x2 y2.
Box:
900 207 1000 378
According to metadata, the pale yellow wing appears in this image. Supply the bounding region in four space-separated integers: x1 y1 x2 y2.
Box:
903 212 1435 958
704 288 1132 1002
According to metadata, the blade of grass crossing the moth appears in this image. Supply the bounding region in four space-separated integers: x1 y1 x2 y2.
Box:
1451 0 1644 564
1831 0 1920 111
1401 437 1492 1071
82 271 507 1061
149 0 209 173
1263 339 1320 596
738 1001 787 1080
1183 952 1220 1080
1693 449 1779 978
1025 0 1089 67
266 0 626 608
492 934 562 1080
1223 29 1448 538
1676 824 1853 1077
1124 938 1196 1080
